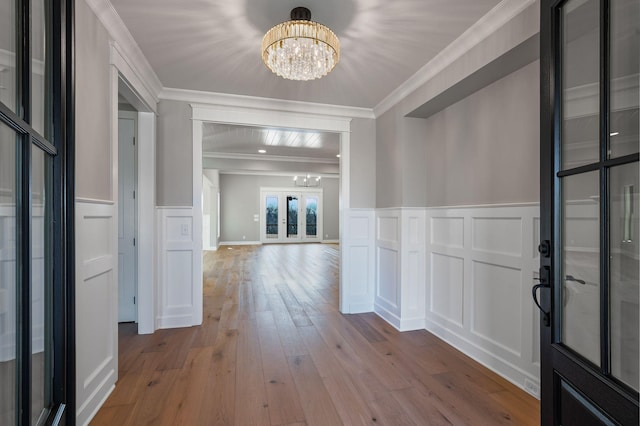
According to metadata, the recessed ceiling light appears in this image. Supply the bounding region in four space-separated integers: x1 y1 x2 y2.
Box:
610 132 619 137
336 154 340 158
258 149 267 153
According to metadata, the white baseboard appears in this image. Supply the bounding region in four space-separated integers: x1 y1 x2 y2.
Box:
322 239 339 244
156 314 195 330
346 302 374 314
219 241 262 246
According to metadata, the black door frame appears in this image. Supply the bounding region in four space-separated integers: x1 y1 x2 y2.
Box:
539 0 639 424
0 0 75 424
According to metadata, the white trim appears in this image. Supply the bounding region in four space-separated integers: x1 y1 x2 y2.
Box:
322 239 339 244
161 87 374 119
218 170 339 178
373 0 537 117
110 42 158 113
75 198 115 205
192 122 204 326
192 105 353 314
84 0 162 104
219 241 263 246
203 151 339 165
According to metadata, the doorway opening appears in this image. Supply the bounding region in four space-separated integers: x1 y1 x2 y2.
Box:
260 187 324 243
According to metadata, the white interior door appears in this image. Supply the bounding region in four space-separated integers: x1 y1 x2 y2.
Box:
118 112 137 322
261 188 323 243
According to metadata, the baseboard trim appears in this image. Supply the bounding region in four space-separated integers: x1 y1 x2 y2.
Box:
425 318 540 399
322 239 339 244
219 241 262 246
346 302 374 314
77 371 116 426
373 304 402 330
156 315 195 329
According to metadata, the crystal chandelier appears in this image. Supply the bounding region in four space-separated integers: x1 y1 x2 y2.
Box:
262 7 340 81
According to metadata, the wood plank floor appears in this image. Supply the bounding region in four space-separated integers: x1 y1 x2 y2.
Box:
91 244 540 425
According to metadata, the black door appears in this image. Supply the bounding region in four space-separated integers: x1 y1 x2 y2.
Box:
0 0 75 424
539 0 639 424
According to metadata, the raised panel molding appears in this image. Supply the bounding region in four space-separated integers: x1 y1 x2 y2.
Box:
75 200 117 426
375 209 426 331
425 204 540 397
157 207 202 329
343 209 375 313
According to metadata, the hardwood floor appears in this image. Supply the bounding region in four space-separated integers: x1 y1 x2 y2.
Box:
91 244 540 425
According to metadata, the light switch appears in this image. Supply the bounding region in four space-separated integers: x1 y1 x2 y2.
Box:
253 214 259 222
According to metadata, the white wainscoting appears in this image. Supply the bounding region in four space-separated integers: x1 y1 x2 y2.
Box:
375 209 426 330
75 200 117 426
425 204 541 396
157 207 202 329
341 209 375 313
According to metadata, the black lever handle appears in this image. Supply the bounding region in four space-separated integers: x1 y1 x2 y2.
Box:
565 275 586 285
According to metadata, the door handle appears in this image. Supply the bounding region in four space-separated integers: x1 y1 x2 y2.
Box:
532 266 551 327
565 275 586 285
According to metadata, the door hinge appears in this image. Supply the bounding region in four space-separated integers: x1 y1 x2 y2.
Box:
132 136 136 146
133 238 136 246
133 190 136 199
133 296 136 304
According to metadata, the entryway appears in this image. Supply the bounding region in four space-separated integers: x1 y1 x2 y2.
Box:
261 188 323 243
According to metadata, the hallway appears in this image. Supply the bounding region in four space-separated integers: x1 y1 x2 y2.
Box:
91 244 539 425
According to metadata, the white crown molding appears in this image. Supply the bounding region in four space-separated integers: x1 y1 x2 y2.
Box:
160 87 375 120
373 0 537 117
203 151 339 164
84 0 162 102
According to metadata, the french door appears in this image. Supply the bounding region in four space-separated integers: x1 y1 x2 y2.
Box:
261 188 323 243
539 0 639 424
0 0 74 425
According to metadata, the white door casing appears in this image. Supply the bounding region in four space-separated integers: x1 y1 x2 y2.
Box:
117 112 137 322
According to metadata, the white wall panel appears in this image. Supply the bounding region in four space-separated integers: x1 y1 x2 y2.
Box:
377 247 399 307
75 200 117 426
472 261 522 356
157 207 202 328
430 253 464 327
431 217 464 248
342 209 376 313
425 204 541 398
472 217 522 255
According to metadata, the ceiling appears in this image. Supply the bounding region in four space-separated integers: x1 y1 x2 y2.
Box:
203 123 340 159
110 0 502 108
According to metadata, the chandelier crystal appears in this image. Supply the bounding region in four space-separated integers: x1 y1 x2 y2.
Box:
262 7 340 81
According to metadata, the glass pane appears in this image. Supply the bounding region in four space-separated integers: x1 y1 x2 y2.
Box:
0 121 17 425
287 196 298 238
610 163 639 390
609 0 639 158
265 196 278 239
0 0 17 114
31 0 48 136
305 197 317 237
561 171 600 365
562 0 601 169
31 147 50 424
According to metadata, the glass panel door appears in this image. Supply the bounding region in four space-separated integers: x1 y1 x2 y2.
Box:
540 0 640 423
286 196 299 239
265 195 279 240
305 196 318 238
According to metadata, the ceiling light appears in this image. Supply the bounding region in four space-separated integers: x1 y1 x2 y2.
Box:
610 132 619 136
262 7 340 81
336 154 340 158
258 149 267 153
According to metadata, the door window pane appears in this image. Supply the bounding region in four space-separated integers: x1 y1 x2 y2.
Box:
0 121 17 425
31 147 50 424
561 171 600 365
265 196 278 239
609 163 639 390
287 196 298 238
0 0 17 114
609 0 639 159
31 0 49 136
562 0 601 169
305 197 317 237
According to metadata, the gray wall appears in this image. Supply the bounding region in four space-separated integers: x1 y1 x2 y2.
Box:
75 0 112 200
219 174 339 242
422 60 540 207
156 100 193 206
376 60 540 208
349 118 376 208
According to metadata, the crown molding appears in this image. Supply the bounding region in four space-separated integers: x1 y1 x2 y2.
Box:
160 87 375 120
373 0 537 117
84 0 163 103
203 151 339 164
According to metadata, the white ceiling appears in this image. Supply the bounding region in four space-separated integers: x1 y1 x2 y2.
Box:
110 0 502 108
203 123 340 159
